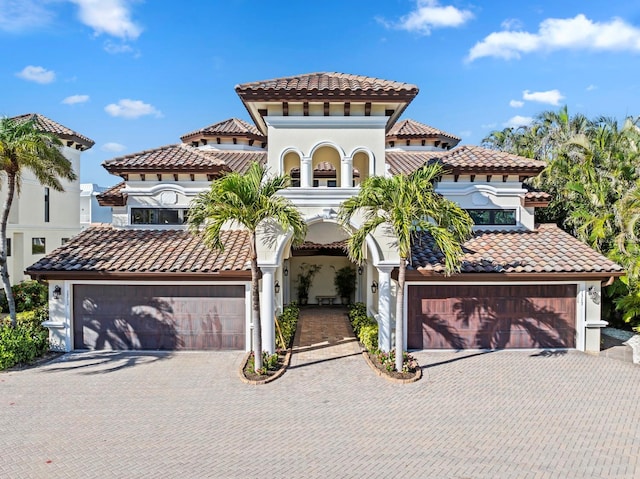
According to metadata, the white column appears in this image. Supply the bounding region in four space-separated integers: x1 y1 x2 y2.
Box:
341 156 353 188
301 157 312 188
377 266 393 352
260 266 276 354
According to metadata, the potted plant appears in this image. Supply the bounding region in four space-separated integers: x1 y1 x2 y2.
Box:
334 265 356 305
296 263 321 305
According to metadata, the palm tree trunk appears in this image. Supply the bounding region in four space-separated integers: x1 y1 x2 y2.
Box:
395 260 406 372
0 173 17 328
250 234 263 371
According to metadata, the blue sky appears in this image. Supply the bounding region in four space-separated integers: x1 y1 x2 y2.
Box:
2 0 640 187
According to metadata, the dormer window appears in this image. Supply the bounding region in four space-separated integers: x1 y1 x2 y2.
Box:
467 209 516 226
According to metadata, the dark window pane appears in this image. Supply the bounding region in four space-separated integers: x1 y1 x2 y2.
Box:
158 209 179 224
32 237 46 254
131 208 187 225
493 210 516 225
6 238 11 257
467 209 516 226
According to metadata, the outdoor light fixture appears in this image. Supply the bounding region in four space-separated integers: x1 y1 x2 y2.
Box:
357 266 363 275
53 285 62 300
587 286 600 304
283 267 288 276
371 280 378 294
274 280 280 294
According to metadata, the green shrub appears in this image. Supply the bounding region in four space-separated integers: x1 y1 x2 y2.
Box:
359 323 378 351
276 302 300 350
0 280 48 313
0 305 50 370
348 302 376 336
246 351 279 375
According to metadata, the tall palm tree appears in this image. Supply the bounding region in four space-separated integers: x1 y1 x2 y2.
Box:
188 162 306 371
338 162 473 372
0 116 77 327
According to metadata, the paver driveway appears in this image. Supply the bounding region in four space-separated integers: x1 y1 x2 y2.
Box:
1 330 639 478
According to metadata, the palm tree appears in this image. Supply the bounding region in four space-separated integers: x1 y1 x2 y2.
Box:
338 162 473 372
0 116 77 328
188 162 306 371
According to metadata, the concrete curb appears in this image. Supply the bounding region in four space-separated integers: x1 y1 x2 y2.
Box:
238 348 293 385
361 350 422 384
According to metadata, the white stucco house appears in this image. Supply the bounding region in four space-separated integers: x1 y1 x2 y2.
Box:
80 183 112 229
26 73 622 354
5 114 93 284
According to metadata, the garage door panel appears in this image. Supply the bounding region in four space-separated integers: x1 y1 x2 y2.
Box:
408 284 577 350
73 285 245 351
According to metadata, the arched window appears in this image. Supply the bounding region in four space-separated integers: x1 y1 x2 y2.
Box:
311 146 340 187
352 151 370 186
284 151 301 187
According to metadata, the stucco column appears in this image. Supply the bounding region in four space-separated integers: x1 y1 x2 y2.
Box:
377 266 393 352
341 156 353 188
301 156 312 188
260 266 277 354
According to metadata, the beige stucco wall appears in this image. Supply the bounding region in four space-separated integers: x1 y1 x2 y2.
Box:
265 116 387 180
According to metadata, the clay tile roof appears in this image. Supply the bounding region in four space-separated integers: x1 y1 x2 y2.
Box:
385 146 546 176
295 239 348 251
235 72 419 101
436 146 546 174
523 184 552 206
180 118 265 142
96 182 126 207
385 150 447 175
11 113 94 149
410 224 623 277
26 227 252 278
103 143 232 175
386 119 460 142
199 150 267 174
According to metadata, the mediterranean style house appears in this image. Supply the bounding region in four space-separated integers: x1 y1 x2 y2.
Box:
26 73 623 355
6 114 93 284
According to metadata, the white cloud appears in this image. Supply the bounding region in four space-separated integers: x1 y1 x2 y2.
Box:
586 84 597 91
69 0 142 40
523 89 564 105
0 0 54 32
103 40 134 54
379 0 473 35
481 122 497 129
101 142 126 152
509 100 524 108
62 94 90 105
467 14 640 61
104 99 162 119
503 115 534 128
16 65 55 84
501 18 523 31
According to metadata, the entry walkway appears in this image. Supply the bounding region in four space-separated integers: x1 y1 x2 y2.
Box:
289 306 361 368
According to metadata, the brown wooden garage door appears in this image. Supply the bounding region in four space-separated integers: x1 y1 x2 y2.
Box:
73 284 245 350
407 284 576 350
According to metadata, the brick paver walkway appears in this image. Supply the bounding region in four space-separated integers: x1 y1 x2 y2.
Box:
289 306 360 369
1 318 639 477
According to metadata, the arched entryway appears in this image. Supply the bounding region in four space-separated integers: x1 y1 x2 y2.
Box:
284 220 363 306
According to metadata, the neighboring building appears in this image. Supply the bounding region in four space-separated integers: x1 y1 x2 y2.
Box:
6 114 93 284
80 183 112 229
26 73 622 354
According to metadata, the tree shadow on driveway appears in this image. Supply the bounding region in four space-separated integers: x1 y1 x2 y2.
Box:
40 351 173 375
